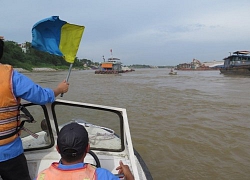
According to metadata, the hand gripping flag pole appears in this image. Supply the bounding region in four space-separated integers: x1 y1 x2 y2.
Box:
31 16 85 96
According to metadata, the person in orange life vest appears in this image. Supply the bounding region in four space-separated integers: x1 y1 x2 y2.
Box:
36 122 134 180
0 38 69 180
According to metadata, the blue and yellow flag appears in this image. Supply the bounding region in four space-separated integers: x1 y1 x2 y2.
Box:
32 16 84 63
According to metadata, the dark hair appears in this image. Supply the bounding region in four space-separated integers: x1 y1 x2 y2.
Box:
0 39 4 59
61 149 85 163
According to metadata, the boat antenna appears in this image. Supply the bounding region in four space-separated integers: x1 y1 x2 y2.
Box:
102 55 105 62
110 49 113 60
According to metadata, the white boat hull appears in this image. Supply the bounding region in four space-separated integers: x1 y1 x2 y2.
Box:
10 99 153 180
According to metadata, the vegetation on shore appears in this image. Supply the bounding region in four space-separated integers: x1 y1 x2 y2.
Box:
2 40 173 70
1 41 98 71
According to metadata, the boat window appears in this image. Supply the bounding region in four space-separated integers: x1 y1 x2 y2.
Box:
245 59 250 65
52 102 124 152
242 56 247 61
21 104 54 151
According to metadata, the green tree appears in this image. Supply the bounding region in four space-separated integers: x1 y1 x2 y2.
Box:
1 40 96 71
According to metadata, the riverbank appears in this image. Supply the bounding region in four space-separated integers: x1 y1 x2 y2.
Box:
14 67 88 72
14 68 58 72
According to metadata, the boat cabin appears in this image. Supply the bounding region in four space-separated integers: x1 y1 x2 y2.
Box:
100 58 122 71
223 51 250 68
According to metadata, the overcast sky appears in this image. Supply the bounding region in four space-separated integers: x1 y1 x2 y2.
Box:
2 0 250 66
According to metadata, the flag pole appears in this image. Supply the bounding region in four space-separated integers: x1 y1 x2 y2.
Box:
60 63 73 97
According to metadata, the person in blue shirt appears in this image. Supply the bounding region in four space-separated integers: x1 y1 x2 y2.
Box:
36 122 134 180
0 38 69 180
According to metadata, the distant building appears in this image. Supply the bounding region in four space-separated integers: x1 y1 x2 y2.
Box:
18 43 27 53
0 37 28 53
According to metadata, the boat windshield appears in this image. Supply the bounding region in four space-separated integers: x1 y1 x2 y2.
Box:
21 101 124 152
21 104 54 151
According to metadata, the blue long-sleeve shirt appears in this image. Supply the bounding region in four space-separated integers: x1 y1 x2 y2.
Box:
0 70 55 162
13 70 55 104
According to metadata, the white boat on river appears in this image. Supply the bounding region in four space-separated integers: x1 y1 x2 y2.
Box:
18 99 152 179
169 71 177 75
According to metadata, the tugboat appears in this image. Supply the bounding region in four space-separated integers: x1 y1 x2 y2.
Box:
220 51 250 75
95 56 122 74
95 50 134 74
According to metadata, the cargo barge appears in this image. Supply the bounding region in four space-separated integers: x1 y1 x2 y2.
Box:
176 59 223 71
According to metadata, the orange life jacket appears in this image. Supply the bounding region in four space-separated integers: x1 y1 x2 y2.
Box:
37 162 97 180
0 64 21 145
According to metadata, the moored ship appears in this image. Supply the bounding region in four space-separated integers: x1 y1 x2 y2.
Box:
220 51 250 75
